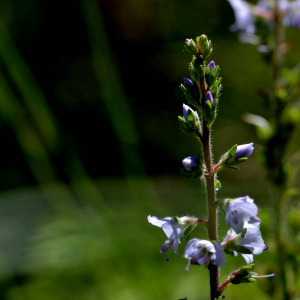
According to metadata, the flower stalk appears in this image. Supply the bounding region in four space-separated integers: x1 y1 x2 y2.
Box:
199 74 219 299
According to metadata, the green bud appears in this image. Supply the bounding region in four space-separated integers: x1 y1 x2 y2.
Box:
184 39 197 56
196 35 212 58
230 264 255 285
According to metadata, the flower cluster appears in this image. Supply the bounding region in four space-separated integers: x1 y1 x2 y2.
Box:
228 0 300 44
148 195 266 268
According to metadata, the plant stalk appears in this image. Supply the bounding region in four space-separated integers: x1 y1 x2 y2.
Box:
200 76 219 300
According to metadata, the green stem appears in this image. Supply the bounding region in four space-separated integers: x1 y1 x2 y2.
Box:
274 186 290 300
200 76 219 300
271 1 290 299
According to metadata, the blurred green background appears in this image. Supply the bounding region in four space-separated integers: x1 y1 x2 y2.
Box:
0 0 299 299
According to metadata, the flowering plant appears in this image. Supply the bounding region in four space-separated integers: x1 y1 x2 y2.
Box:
148 34 274 300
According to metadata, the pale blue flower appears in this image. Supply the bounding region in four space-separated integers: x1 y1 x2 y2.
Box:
225 196 260 234
283 0 300 28
238 221 265 255
148 215 184 261
227 0 259 44
227 221 265 263
183 239 225 271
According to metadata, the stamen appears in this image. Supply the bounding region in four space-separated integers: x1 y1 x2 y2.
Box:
251 273 276 278
185 259 191 271
166 243 174 261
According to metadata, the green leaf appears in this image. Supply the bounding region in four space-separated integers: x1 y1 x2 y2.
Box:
234 157 248 165
215 179 221 190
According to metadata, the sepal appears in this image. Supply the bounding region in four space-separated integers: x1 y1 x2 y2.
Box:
180 84 199 107
210 77 222 99
181 222 199 241
203 98 216 125
205 65 219 87
180 167 203 180
178 116 198 137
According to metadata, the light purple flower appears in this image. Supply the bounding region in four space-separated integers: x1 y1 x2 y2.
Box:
205 91 214 106
211 241 226 267
148 215 184 261
227 0 259 44
226 221 265 263
185 39 191 44
182 157 200 172
233 142 254 160
238 221 265 255
208 61 215 73
283 0 300 28
183 239 225 271
225 196 261 234
182 104 199 123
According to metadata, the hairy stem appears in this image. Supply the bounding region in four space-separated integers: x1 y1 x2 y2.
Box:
200 76 219 300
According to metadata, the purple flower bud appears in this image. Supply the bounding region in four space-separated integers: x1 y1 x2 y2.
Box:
233 142 254 160
185 39 191 44
182 157 200 172
208 61 215 73
183 78 194 89
182 104 198 123
205 91 214 106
